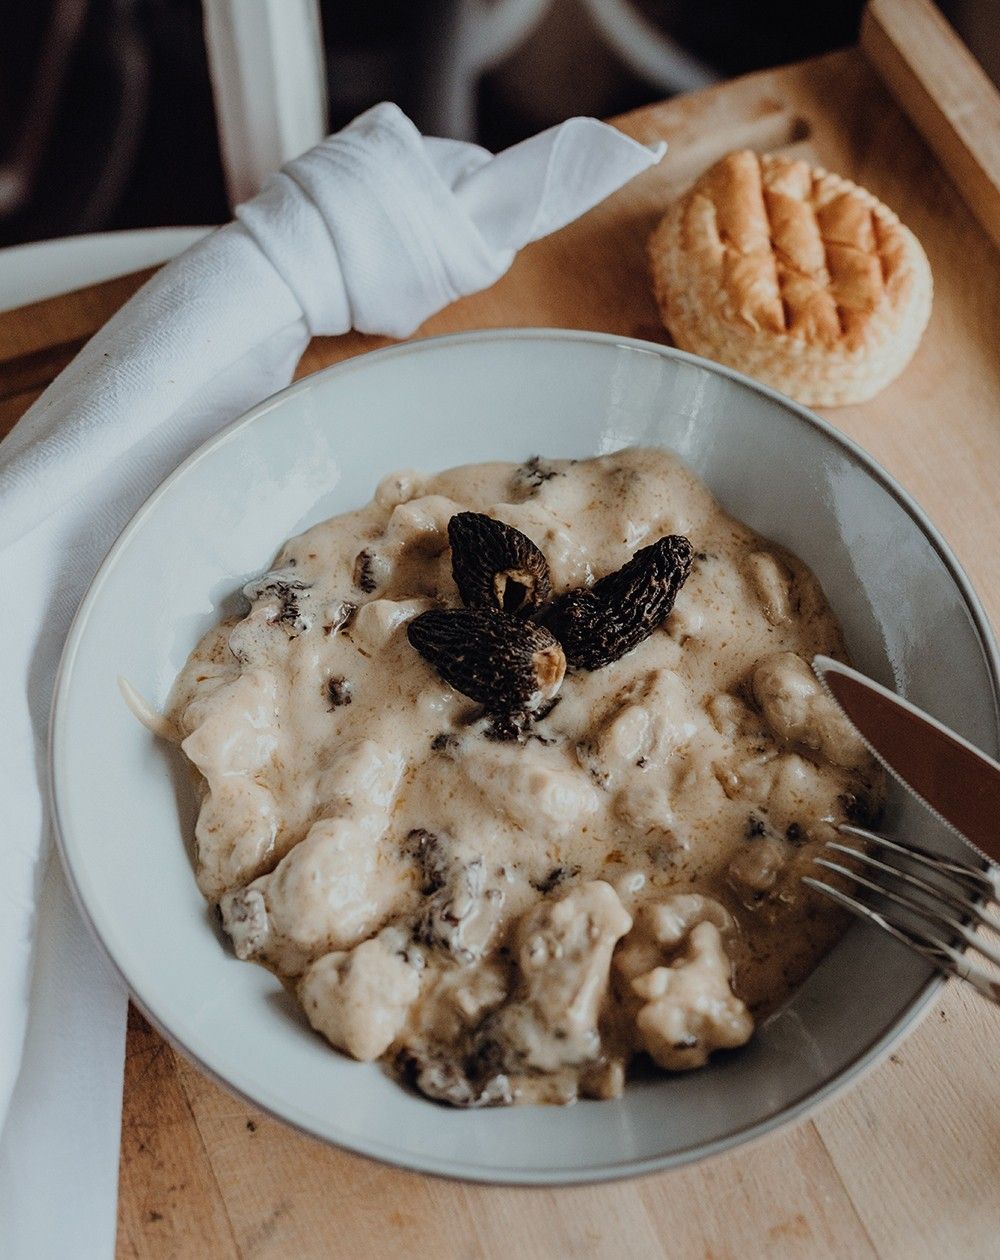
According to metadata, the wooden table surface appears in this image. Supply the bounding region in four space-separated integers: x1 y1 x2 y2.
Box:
5 41 999 1260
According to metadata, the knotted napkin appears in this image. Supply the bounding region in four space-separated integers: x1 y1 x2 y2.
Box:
0 102 662 1256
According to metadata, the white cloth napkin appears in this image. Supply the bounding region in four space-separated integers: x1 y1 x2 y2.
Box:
0 102 662 1256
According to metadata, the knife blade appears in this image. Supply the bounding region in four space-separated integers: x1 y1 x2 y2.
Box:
812 655 1000 869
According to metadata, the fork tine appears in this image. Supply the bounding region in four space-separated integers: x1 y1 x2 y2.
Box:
811 851 1000 967
802 875 950 960
814 856 966 937
824 841 1000 936
812 857 1000 971
802 876 1000 1004
838 824 999 898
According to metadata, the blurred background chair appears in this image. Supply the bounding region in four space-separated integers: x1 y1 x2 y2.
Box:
200 0 719 204
0 0 995 244
202 0 327 205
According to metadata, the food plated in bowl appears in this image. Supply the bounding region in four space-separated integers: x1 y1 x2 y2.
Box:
51 331 1000 1179
161 447 883 1107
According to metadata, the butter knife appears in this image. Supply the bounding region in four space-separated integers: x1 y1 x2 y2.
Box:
813 655 1000 869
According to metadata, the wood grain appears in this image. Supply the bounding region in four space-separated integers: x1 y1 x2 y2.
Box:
817 983 1000 1260
862 0 1000 251
117 1010 237 1259
4 39 999 1260
0 267 156 417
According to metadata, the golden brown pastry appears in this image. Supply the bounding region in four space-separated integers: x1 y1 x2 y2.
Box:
648 150 933 406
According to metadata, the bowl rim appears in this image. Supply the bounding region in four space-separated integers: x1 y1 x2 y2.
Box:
49 327 1000 1184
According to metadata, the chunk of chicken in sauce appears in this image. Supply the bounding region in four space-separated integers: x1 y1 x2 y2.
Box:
479 881 632 1074
298 934 421 1061
615 896 752 1070
752 651 869 769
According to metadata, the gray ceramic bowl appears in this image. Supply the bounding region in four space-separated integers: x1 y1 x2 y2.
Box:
52 330 1000 1182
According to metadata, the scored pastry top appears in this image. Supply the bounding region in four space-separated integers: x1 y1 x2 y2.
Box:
674 150 919 352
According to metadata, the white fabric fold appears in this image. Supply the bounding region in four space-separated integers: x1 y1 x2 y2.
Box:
0 101 662 1257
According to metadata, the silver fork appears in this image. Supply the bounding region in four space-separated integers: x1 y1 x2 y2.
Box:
803 823 1000 1004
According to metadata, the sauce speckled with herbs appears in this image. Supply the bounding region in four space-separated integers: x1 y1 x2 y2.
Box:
164 448 883 1105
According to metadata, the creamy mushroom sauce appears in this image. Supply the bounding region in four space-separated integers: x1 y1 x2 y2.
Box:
165 448 883 1106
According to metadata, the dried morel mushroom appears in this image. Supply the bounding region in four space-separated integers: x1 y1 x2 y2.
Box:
512 455 559 493
545 534 694 670
403 828 451 895
326 676 353 708
407 608 565 712
242 568 313 634
448 512 552 616
352 548 379 593
396 1047 513 1108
